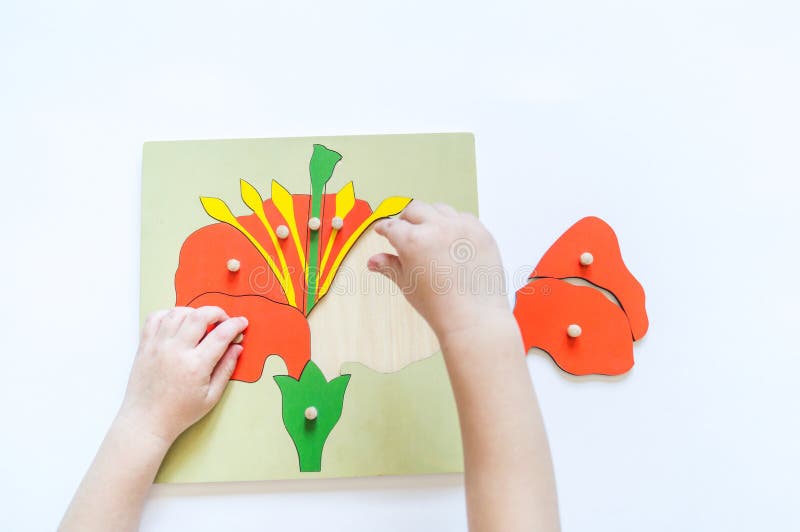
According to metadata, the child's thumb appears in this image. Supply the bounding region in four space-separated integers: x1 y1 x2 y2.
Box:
367 253 402 285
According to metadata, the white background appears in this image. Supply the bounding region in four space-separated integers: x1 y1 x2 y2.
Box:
2 1 799 530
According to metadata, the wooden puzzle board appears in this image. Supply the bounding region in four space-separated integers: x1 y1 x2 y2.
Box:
140 133 478 482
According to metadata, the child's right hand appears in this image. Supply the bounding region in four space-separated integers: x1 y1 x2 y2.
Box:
370 201 560 532
118 307 248 444
368 201 512 345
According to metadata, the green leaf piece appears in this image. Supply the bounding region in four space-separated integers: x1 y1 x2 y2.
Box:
274 360 351 472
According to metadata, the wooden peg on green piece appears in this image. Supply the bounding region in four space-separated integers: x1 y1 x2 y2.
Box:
274 360 351 472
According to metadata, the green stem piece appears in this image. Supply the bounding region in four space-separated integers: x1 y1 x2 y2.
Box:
306 144 342 314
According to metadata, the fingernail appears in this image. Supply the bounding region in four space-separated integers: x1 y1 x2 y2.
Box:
239 316 248 326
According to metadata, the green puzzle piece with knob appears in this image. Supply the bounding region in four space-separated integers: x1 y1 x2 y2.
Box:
274 360 351 472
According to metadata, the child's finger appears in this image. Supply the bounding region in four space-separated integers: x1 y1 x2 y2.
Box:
374 218 414 250
141 310 169 344
431 202 458 217
175 306 230 345
155 307 193 340
195 316 249 367
399 200 437 224
206 344 244 404
367 252 402 284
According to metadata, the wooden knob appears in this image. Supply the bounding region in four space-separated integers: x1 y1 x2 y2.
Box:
276 225 290 239
308 217 321 231
233 332 244 344
579 252 594 266
304 406 318 421
567 324 582 338
227 259 241 272
331 216 344 230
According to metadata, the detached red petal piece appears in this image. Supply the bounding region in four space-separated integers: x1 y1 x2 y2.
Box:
532 216 649 340
188 292 311 381
513 279 634 376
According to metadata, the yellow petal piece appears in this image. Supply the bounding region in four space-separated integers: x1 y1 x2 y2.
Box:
239 180 265 215
319 182 357 276
317 196 412 299
271 180 306 272
239 180 296 307
334 181 356 217
371 195 413 219
200 196 237 224
199 195 292 305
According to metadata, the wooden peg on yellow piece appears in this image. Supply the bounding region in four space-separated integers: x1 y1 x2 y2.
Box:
304 406 318 421
331 216 344 230
567 324 582 338
227 259 241 272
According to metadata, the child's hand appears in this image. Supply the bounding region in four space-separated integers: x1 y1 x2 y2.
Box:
371 203 559 532
368 201 511 344
117 306 248 444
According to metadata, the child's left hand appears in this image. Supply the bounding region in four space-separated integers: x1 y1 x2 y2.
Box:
117 306 249 444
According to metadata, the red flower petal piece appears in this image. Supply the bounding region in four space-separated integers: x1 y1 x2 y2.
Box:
513 279 634 376
261 193 311 315
532 216 649 340
188 292 311 381
175 223 287 307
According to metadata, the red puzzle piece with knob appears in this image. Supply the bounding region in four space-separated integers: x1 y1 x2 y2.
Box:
514 216 649 376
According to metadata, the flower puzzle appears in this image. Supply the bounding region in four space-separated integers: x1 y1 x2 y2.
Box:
141 133 475 482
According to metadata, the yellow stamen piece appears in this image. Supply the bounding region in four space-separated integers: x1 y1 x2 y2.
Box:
239 180 296 307
319 182 356 277
271 180 306 273
199 196 292 301
317 196 411 299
